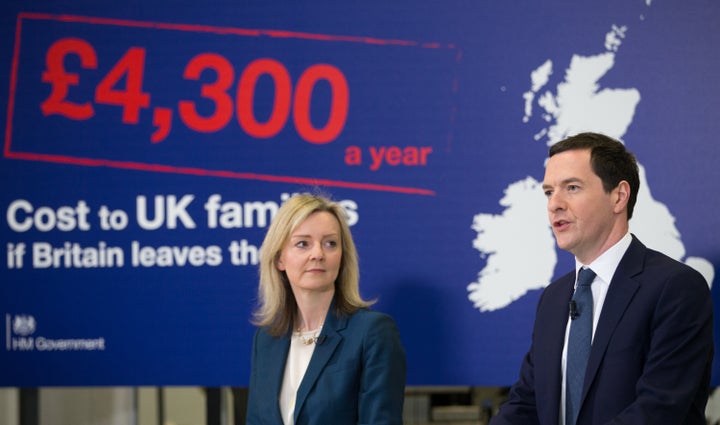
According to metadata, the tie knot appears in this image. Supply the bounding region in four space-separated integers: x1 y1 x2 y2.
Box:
577 267 596 287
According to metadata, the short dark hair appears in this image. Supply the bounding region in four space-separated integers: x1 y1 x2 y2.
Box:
549 132 640 220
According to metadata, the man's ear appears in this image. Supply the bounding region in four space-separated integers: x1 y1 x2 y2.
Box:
613 180 631 214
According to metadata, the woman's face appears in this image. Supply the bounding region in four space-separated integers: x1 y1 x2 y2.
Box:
277 211 342 296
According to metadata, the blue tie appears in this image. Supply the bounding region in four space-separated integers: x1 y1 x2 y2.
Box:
566 267 596 425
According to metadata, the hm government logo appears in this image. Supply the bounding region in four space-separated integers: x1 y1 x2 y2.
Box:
5 314 106 352
13 314 35 336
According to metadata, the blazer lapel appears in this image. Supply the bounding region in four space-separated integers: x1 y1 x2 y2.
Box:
293 309 347 422
582 236 644 400
264 330 292 422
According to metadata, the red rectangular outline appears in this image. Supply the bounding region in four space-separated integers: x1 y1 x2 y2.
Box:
5 12 460 196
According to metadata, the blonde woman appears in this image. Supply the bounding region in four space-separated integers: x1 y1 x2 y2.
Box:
246 193 406 425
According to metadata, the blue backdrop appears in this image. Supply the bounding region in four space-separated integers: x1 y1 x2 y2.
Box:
1 0 719 386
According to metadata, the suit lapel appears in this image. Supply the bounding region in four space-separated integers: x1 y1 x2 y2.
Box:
294 309 347 422
543 273 576 425
583 237 644 400
264 330 292 422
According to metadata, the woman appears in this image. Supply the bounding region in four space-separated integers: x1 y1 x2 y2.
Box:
246 193 406 425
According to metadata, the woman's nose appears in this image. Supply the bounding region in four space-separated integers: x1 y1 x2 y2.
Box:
310 244 325 260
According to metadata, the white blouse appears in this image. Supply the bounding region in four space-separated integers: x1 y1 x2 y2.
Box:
278 328 321 425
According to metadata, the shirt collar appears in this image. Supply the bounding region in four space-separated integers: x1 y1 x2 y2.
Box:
575 232 632 285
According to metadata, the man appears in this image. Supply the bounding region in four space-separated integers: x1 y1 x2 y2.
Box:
490 132 713 424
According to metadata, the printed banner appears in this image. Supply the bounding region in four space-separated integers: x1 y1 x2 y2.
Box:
1 0 719 386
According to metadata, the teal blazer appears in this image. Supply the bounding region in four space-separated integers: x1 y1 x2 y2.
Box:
246 307 406 425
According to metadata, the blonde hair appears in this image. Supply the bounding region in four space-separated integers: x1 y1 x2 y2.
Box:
252 192 374 336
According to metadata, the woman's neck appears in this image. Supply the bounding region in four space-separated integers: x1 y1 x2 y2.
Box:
294 289 334 331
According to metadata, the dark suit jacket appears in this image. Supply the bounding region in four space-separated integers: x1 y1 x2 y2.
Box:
246 307 406 425
491 235 713 425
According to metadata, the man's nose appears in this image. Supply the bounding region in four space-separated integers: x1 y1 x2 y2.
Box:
547 192 565 212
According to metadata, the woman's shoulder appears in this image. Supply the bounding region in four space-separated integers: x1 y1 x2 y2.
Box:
345 308 398 329
342 309 403 352
253 325 289 346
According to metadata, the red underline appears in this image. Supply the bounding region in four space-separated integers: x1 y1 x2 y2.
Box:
4 151 436 196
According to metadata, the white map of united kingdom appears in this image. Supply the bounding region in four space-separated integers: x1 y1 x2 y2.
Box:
468 24 715 312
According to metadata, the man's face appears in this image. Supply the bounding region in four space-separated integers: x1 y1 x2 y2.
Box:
542 149 621 264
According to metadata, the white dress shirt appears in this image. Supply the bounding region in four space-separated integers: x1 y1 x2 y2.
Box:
559 232 632 425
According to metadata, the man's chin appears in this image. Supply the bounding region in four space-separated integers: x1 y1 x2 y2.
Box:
553 235 572 252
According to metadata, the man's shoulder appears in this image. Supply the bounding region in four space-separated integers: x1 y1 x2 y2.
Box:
547 269 576 290
619 238 710 297
630 237 704 279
